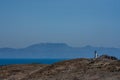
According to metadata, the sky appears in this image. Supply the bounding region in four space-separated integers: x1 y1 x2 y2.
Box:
0 0 120 48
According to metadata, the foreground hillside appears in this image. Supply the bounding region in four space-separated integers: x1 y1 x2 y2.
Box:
0 55 120 80
0 64 48 80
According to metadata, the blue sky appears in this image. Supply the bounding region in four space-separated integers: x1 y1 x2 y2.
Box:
0 0 120 48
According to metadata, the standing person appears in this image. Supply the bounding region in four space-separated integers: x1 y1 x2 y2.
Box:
94 50 98 59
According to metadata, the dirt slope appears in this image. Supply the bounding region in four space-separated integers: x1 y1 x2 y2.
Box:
22 56 120 80
1 55 120 80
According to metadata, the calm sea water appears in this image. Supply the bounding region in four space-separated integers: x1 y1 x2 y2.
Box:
0 59 68 66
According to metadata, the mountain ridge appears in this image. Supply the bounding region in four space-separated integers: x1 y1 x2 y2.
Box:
0 43 120 58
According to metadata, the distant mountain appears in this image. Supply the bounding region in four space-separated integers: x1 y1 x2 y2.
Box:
0 43 120 58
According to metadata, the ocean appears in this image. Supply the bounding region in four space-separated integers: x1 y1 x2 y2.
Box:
0 59 68 66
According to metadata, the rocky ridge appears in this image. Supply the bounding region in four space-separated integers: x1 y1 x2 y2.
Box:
0 55 120 80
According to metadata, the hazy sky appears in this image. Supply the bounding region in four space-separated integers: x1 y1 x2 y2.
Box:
0 0 120 48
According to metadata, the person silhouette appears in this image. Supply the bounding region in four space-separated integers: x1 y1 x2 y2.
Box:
94 50 98 59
